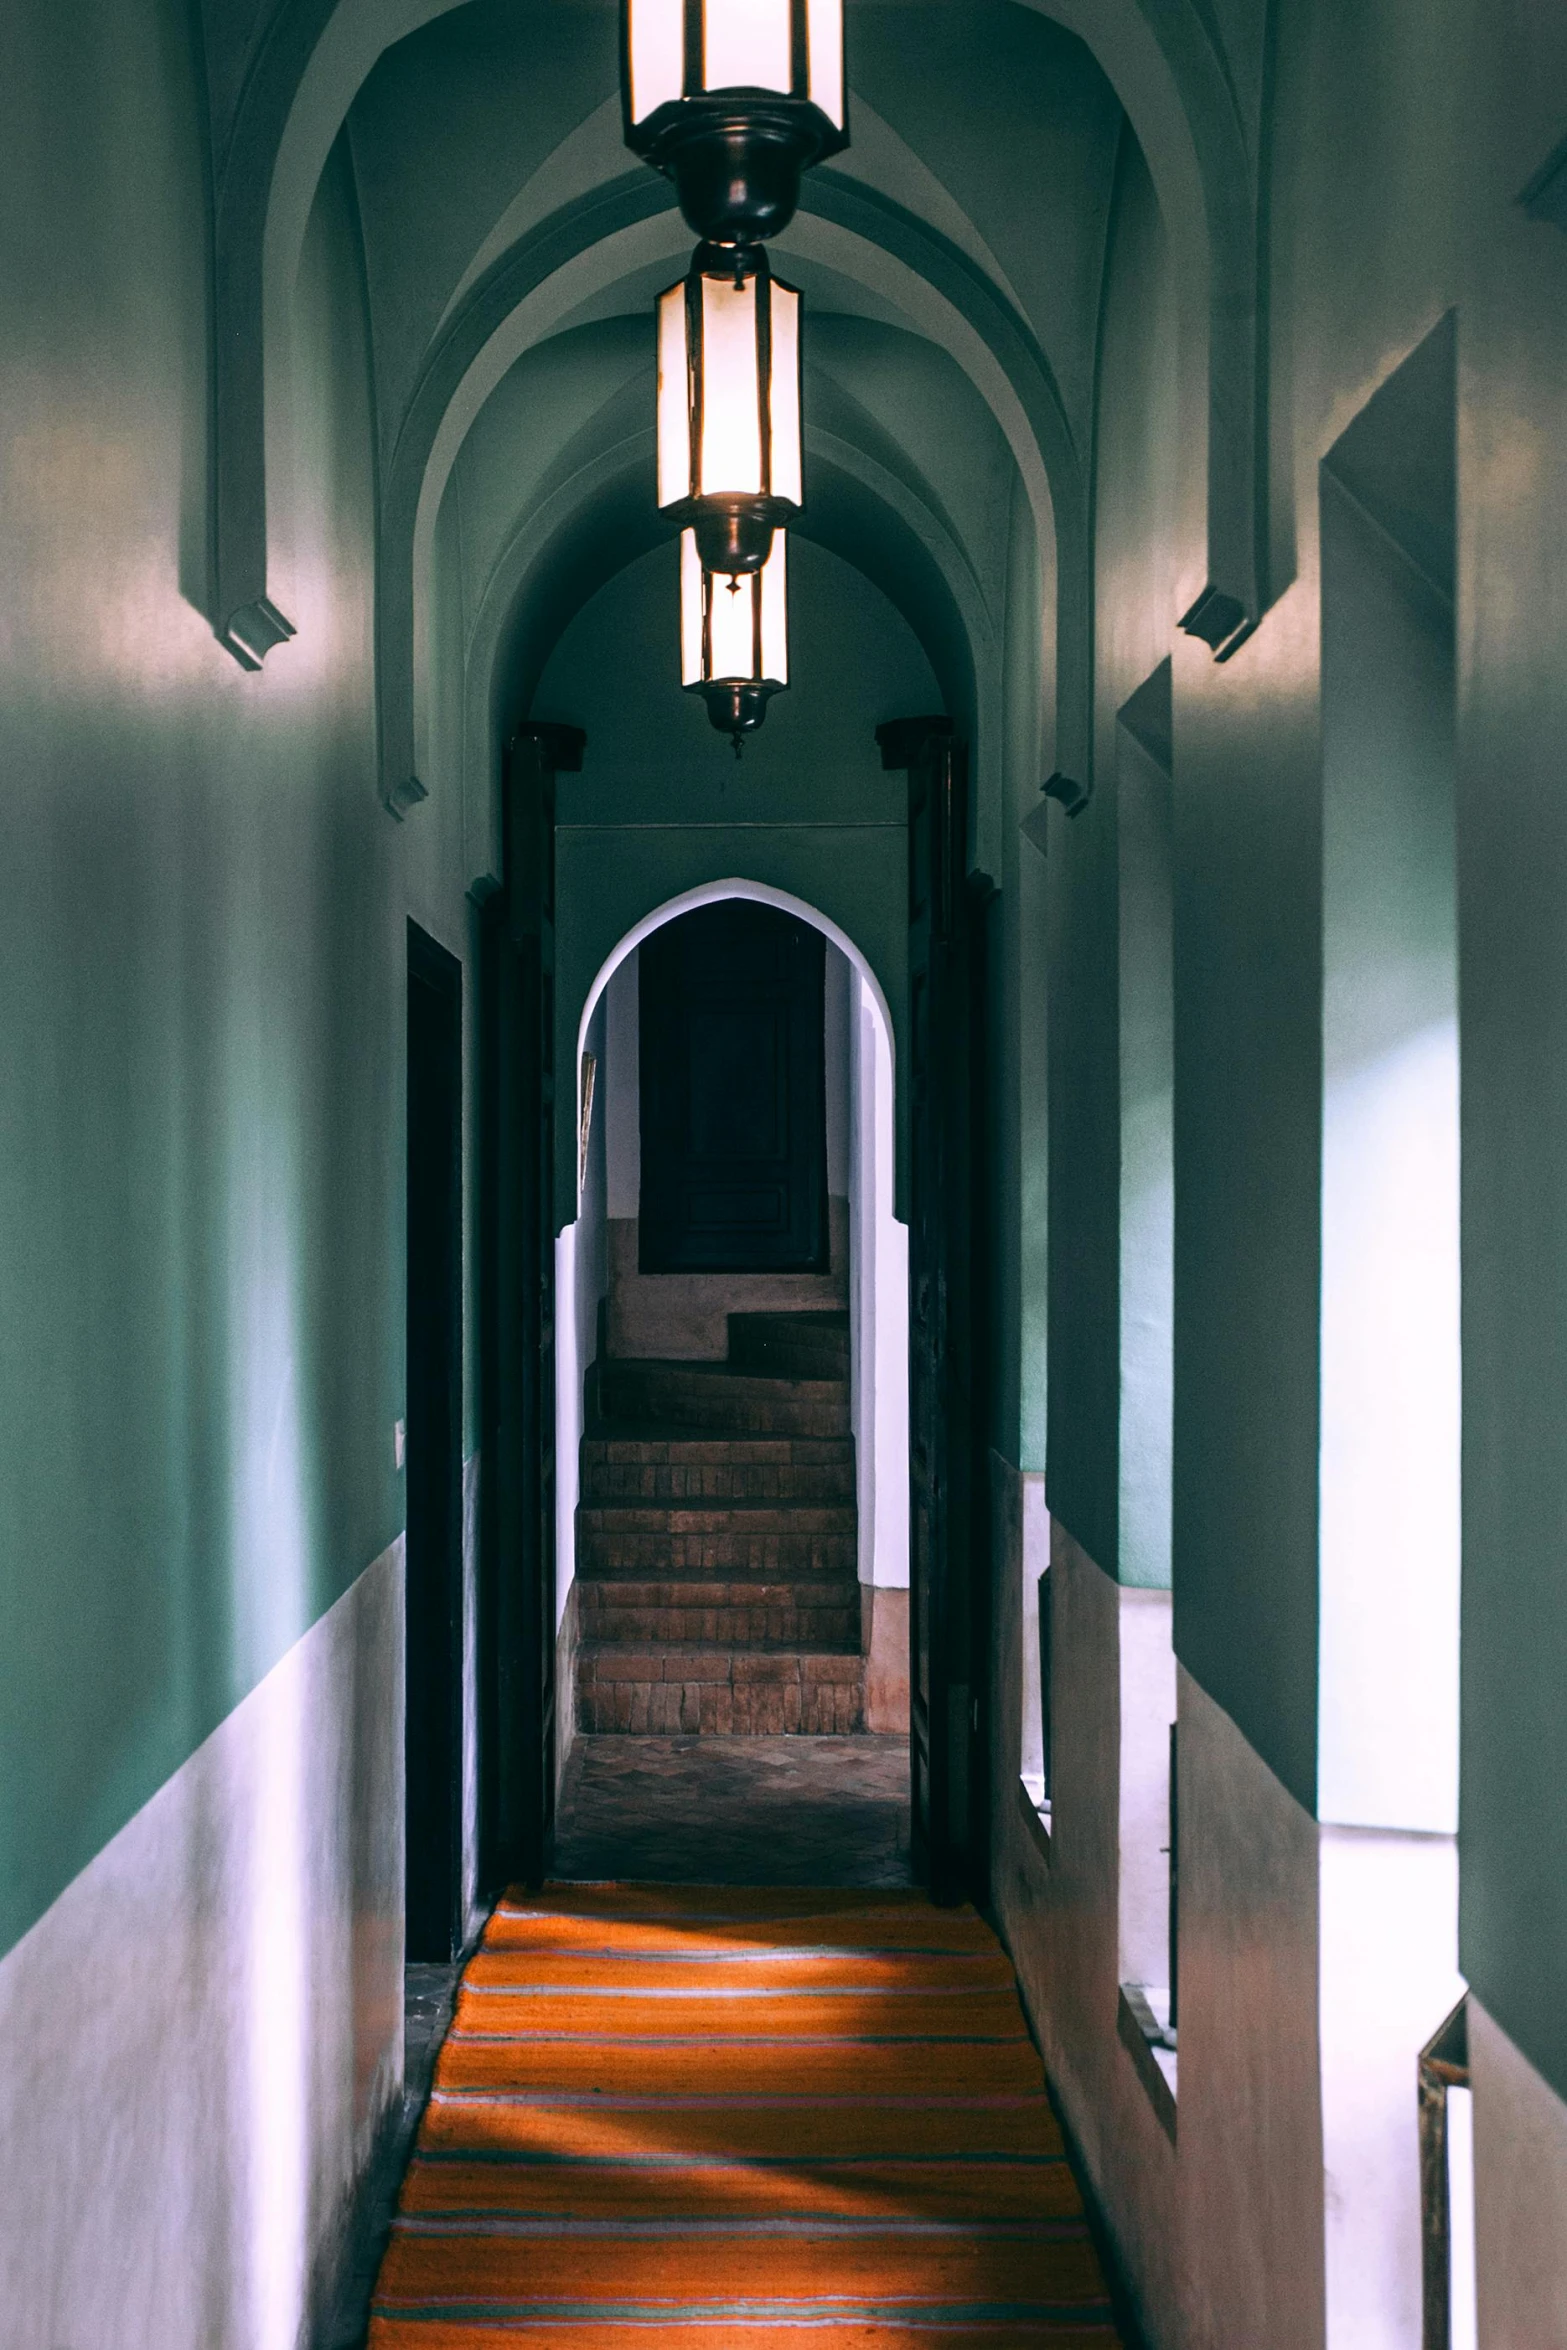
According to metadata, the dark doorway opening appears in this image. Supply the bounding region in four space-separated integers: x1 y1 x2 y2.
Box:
880 716 992 1909
479 722 581 1897
639 900 828 1275
405 921 465 1963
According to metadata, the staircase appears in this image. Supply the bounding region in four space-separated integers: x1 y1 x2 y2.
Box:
575 1312 865 1735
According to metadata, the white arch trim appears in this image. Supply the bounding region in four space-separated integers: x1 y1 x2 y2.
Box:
575 879 898 1120
558 878 910 1625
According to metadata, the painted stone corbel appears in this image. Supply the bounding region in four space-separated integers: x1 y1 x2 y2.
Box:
1520 134 1567 230
1179 582 1254 662
384 773 431 822
219 595 297 672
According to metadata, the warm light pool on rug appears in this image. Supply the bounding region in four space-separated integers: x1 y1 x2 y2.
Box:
369 1884 1123 2347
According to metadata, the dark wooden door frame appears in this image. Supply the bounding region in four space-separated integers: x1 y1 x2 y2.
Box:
479 720 583 1896
406 921 465 1961
879 716 992 1908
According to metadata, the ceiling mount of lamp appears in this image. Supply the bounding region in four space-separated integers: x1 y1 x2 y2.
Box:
622 0 848 246
623 0 847 747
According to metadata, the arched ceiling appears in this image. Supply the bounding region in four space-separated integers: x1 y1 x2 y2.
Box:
319 0 1145 829
342 0 1124 469
206 0 1273 717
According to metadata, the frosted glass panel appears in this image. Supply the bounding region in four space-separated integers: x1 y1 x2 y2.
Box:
698 272 763 496
760 534 788 683
708 568 759 681
768 282 802 505
680 532 705 686
657 285 691 508
704 0 791 95
629 0 685 121
805 0 844 124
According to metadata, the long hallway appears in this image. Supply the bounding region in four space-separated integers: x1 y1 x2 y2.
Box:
8 1 1567 2345
369 1881 1120 2348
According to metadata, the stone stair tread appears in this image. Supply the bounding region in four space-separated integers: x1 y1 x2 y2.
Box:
578 1563 859 1587
729 1309 849 1327
585 1426 854 1455
601 1372 845 1400
582 1513 859 1532
579 1641 865 1674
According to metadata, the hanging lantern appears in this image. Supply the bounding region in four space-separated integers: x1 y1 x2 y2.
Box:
681 527 789 751
622 0 847 245
658 242 802 575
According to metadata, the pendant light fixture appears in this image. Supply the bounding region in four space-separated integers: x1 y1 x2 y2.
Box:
681 526 789 752
622 0 847 246
658 241 802 574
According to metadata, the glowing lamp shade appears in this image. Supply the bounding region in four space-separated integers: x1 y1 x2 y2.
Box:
659 244 802 574
623 0 847 243
681 527 789 750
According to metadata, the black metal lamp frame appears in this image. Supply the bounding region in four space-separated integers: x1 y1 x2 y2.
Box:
686 553 789 753
664 242 803 574
622 0 849 244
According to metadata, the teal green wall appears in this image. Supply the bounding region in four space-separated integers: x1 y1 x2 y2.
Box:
996 478 1048 1472
0 13 404 1961
1044 133 1178 1582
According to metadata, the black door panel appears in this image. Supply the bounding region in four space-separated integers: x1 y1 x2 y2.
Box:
640 902 828 1275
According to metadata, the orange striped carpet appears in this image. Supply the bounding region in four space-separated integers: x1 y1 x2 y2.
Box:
369 1884 1122 2347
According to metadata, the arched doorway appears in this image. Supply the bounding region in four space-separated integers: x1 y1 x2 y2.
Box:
550 882 913 1882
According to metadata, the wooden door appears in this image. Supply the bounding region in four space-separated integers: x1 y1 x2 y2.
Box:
879 716 983 1905
639 901 828 1275
479 722 582 1893
406 922 465 1960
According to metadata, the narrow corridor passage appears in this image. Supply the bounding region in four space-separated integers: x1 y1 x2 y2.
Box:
368 1886 1121 2346
555 1734 912 1886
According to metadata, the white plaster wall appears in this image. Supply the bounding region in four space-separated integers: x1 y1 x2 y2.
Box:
1118 1587 1175 1993
992 1508 1180 2348
1470 1998 1567 2350
0 1543 405 2350
556 994 612 1628
1176 1666 1326 2350
1017 1470 1049 1797
1318 1827 1461 2350
849 965 909 1589
999 1551 1462 2350
825 942 852 1199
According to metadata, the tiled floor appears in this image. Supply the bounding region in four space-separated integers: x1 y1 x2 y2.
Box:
553 1733 915 1887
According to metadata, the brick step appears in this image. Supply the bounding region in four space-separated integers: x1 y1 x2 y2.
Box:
577 1642 866 1736
596 1360 849 1439
727 1310 851 1381
584 1436 853 1465
581 1454 856 1504
576 1520 857 1578
580 1502 856 1537
581 1436 855 1504
578 1579 861 1651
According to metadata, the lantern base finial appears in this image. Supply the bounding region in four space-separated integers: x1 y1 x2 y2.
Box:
638 100 843 244
700 681 778 749
692 498 781 577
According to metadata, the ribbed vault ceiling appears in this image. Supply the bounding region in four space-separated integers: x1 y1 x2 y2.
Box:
339 0 1130 715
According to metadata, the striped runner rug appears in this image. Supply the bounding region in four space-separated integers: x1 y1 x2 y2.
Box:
369 1884 1123 2347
